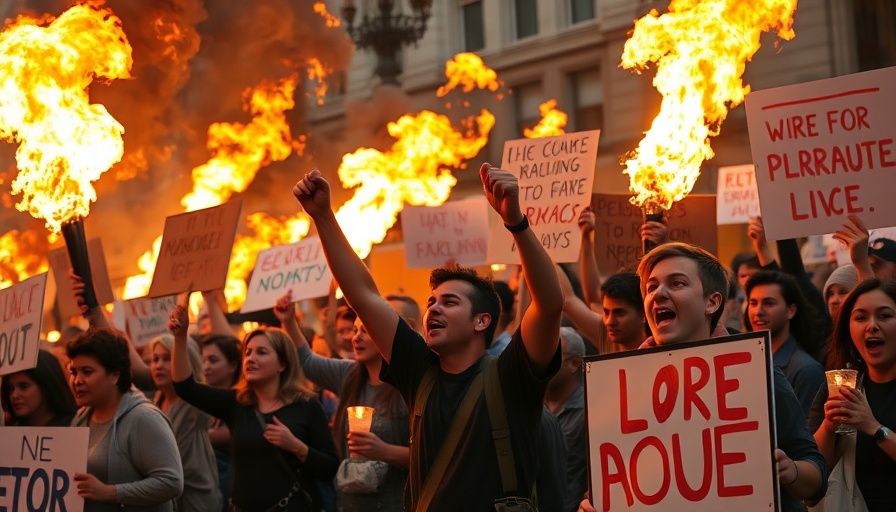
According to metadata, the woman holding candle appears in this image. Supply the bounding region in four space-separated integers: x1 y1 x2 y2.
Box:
274 291 409 512
169 304 339 512
812 278 896 511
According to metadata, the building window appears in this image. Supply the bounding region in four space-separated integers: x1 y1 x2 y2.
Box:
570 68 603 131
461 0 485 52
853 0 896 70
515 0 538 39
571 0 595 24
515 82 544 136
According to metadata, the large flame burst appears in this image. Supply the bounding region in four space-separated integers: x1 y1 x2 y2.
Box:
0 230 51 288
621 0 797 210
0 3 133 233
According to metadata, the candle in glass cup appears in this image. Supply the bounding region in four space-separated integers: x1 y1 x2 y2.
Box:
347 406 374 433
825 369 858 435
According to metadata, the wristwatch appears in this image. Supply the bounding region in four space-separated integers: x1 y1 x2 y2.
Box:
873 426 892 444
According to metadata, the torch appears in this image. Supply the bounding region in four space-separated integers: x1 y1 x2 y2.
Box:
642 204 665 255
61 218 99 312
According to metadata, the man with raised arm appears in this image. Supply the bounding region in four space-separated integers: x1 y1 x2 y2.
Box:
293 164 563 511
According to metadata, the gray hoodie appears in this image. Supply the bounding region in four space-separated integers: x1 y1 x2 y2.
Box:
73 391 184 511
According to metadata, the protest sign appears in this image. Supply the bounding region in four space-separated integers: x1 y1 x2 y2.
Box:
241 236 332 313
745 66 896 240
716 165 761 225
591 193 718 272
149 200 242 297
48 239 115 319
0 273 47 376
584 332 778 511
401 197 490 268
124 295 179 348
487 130 600 264
0 426 88 512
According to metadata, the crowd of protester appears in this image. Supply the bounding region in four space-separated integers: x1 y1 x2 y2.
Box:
2 165 894 512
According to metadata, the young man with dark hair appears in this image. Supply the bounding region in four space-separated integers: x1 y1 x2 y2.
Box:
744 270 825 417
294 164 562 511
580 242 826 512
599 272 648 352
487 280 516 355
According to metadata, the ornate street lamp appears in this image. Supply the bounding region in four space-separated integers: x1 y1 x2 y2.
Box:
341 0 433 85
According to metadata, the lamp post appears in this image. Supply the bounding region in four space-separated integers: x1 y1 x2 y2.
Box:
341 0 433 85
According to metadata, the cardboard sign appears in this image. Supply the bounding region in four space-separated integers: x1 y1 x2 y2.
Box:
745 66 896 240
0 426 89 512
716 165 761 225
48 238 115 319
241 236 332 313
487 130 600 264
0 273 47 376
584 333 778 511
149 200 242 297
401 197 490 269
591 193 718 272
124 295 179 348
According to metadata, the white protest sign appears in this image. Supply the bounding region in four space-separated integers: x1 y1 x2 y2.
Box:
0 273 48 376
716 165 761 225
584 333 777 511
745 66 896 240
487 130 600 264
0 427 88 512
124 295 179 348
241 236 332 313
400 197 489 269
149 200 242 297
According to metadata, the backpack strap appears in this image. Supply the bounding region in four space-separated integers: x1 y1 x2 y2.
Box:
413 357 490 512
484 357 520 496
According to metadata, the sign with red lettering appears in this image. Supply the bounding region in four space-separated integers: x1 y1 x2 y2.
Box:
149 200 242 298
716 165 761 225
401 197 489 269
0 273 47 376
584 332 777 511
124 295 179 348
745 66 896 240
591 193 718 272
241 236 332 313
0 427 88 512
48 238 116 319
487 130 600 264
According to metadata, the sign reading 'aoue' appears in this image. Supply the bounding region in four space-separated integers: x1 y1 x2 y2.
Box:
488 130 600 264
584 333 777 511
745 66 896 240
0 272 47 376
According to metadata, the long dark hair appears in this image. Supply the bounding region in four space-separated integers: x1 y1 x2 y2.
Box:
826 278 896 372
198 333 242 387
2 350 77 425
331 364 404 459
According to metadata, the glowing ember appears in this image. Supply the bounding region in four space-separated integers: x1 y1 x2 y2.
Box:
524 100 568 138
0 229 51 288
305 58 332 106
182 74 301 211
0 4 133 233
335 108 495 258
621 0 797 210
314 2 342 28
437 53 504 98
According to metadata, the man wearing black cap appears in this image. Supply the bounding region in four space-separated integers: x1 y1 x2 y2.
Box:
868 237 896 281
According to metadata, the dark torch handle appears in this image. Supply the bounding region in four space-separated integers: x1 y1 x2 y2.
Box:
61 220 100 312
643 211 665 255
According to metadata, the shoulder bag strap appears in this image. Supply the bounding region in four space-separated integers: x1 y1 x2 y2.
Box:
415 358 490 512
484 356 520 497
253 407 300 481
409 365 438 507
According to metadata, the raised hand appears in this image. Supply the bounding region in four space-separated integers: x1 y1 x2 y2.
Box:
577 206 595 237
273 291 296 325
479 163 524 226
293 169 332 217
168 305 189 337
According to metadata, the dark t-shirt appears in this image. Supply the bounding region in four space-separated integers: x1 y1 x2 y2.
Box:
854 376 896 512
381 319 560 511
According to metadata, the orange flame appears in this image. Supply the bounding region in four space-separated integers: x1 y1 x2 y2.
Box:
621 0 797 210
124 75 303 300
313 2 341 28
335 108 495 258
0 3 133 233
437 53 504 98
0 230 51 288
524 100 568 138
305 58 332 106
